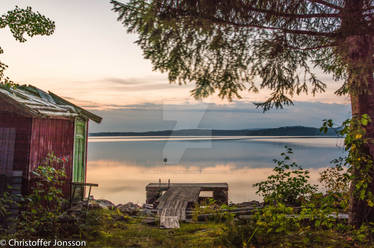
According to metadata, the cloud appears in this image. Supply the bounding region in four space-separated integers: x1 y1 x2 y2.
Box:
105 78 145 85
86 101 351 132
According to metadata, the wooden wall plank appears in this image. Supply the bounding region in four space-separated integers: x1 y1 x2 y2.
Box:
0 111 32 180
29 118 75 198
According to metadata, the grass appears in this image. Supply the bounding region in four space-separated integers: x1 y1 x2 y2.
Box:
77 209 374 248
80 209 225 248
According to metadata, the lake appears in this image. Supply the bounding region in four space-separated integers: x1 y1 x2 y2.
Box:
86 136 345 205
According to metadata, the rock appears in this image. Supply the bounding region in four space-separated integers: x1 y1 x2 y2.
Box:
58 212 79 224
140 208 155 216
95 199 116 210
143 203 154 209
117 202 140 216
67 201 87 214
88 200 101 209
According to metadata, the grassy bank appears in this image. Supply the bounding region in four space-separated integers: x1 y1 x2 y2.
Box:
77 209 373 248
77 209 224 248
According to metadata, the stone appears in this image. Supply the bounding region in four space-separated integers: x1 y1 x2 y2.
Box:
117 202 140 216
58 212 79 223
95 199 116 210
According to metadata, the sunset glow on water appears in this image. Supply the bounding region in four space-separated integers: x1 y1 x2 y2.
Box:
86 136 345 204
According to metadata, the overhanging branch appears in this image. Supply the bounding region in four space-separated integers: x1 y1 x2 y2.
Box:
243 5 340 19
174 13 337 37
307 0 343 10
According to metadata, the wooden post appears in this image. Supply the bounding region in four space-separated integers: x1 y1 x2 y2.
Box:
213 189 228 205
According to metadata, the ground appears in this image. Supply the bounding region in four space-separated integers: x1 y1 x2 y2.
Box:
80 209 224 248
76 209 374 248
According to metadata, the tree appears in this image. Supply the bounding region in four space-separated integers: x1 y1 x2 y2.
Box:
0 6 55 84
111 0 374 225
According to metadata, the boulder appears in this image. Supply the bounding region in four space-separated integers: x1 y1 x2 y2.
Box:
95 199 116 210
117 202 140 216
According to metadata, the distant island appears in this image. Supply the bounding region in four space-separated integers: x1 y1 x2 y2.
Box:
89 126 338 137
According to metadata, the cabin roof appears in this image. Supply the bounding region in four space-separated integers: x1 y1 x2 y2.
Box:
0 84 102 123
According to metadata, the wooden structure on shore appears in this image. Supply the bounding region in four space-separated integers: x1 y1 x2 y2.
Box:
145 182 228 228
0 84 102 198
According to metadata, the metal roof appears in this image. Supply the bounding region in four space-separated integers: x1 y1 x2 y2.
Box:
0 84 102 123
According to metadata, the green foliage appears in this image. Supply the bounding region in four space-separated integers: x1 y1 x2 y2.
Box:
82 208 224 248
222 121 374 247
0 189 20 234
320 160 350 195
17 153 68 239
319 159 350 211
322 115 374 218
254 146 317 206
0 191 14 218
0 6 54 85
192 199 235 223
0 6 55 43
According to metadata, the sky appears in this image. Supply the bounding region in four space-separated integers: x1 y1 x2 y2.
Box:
0 0 351 132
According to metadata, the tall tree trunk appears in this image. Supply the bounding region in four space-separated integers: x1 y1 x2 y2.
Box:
346 34 374 226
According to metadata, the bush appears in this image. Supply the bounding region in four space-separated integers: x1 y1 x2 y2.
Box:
17 153 68 238
192 199 235 223
253 146 317 206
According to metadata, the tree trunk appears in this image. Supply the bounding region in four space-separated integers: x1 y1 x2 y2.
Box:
346 35 374 226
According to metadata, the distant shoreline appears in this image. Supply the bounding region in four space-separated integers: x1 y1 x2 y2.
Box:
89 126 338 137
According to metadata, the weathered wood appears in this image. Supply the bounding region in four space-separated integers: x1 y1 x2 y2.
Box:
146 183 229 205
147 183 228 191
0 128 16 176
157 186 201 228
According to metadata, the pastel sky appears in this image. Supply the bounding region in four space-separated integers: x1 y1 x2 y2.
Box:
0 1 351 132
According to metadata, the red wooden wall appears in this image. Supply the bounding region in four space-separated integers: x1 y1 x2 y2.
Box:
0 111 32 176
29 118 75 197
0 127 16 176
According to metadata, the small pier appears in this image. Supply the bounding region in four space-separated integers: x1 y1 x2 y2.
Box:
145 182 228 228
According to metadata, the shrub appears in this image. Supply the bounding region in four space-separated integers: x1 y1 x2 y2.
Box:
253 146 317 206
17 153 68 238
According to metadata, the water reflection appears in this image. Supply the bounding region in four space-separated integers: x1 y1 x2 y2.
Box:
86 137 345 205
86 161 325 205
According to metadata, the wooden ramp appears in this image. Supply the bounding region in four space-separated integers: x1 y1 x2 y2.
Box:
157 186 201 228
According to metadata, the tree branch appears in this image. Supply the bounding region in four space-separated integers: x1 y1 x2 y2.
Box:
363 6 374 12
175 13 337 37
244 5 340 19
307 0 343 10
286 42 338 50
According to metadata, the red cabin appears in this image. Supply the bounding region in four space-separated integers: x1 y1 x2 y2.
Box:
0 85 102 198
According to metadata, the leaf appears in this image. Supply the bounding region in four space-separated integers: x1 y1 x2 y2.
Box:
361 114 369 126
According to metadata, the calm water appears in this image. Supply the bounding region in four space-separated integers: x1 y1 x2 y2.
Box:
86 136 345 204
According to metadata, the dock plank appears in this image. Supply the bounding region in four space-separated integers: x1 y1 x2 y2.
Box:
157 186 201 228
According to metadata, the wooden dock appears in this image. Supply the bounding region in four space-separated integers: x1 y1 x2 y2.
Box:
145 183 228 228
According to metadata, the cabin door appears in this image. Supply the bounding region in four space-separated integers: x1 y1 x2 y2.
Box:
0 127 16 176
73 119 86 183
